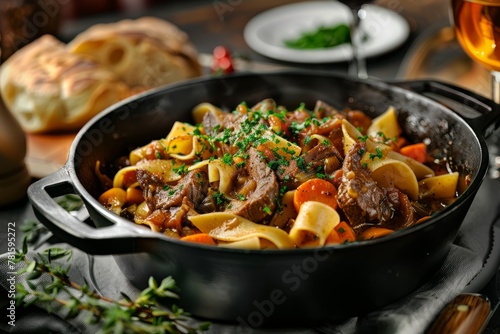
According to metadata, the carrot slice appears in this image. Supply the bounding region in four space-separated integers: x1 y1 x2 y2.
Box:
326 221 356 245
359 227 394 240
400 143 427 163
416 216 431 224
293 178 338 212
181 233 217 245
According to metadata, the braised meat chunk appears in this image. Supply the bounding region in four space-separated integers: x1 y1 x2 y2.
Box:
278 143 343 190
227 147 279 222
337 142 393 229
137 169 209 211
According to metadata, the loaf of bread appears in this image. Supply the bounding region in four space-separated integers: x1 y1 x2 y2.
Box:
0 17 203 134
68 16 202 89
0 35 130 133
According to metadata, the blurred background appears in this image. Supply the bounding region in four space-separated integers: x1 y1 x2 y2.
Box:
64 0 169 17
0 0 181 62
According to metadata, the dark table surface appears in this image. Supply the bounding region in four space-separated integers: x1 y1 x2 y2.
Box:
1 0 500 332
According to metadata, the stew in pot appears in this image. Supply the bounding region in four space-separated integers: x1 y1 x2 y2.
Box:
95 99 469 249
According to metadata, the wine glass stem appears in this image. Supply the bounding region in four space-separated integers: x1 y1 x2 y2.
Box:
492 71 500 104
349 8 368 79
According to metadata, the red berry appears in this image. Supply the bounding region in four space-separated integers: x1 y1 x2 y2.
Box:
212 46 235 74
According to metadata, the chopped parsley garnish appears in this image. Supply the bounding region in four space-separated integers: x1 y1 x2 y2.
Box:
192 126 203 136
296 156 307 171
263 206 272 215
315 166 326 179
290 117 311 134
212 191 227 206
312 118 322 126
275 110 287 122
267 153 289 170
369 147 383 160
281 146 297 156
357 135 369 142
222 153 233 165
376 131 398 144
279 185 288 197
172 163 189 176
297 102 308 111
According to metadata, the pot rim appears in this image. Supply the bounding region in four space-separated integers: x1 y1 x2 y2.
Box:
64 70 491 254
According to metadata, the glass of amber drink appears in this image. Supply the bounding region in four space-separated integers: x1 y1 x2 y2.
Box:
451 0 500 103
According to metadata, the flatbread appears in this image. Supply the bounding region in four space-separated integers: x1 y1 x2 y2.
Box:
68 17 202 89
0 35 130 133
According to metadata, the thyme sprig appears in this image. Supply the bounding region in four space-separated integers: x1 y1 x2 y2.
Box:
20 219 48 245
56 194 84 212
15 224 210 334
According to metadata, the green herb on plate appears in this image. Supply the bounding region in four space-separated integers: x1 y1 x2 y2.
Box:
284 24 351 49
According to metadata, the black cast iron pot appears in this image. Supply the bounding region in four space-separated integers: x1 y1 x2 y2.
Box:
28 71 500 326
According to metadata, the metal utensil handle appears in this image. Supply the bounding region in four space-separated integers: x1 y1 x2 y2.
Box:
27 167 151 255
394 80 500 139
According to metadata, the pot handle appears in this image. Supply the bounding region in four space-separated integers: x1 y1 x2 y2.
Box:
27 167 154 255
393 80 500 138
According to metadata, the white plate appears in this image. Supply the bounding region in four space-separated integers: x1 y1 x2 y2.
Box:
243 1 410 63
